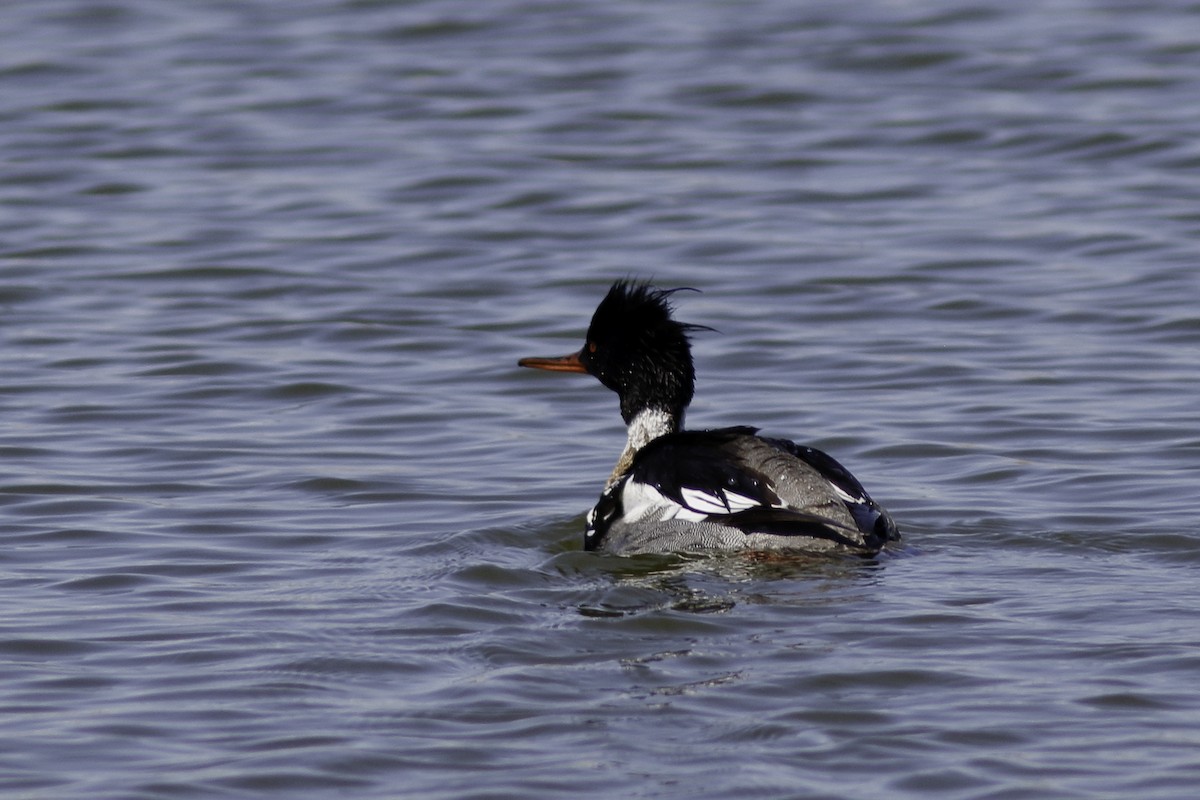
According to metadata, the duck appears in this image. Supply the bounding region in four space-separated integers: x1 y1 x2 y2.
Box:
519 280 900 556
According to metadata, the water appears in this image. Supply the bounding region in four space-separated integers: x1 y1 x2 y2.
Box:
2 0 1199 797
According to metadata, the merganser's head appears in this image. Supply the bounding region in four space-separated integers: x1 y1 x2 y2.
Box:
519 280 704 425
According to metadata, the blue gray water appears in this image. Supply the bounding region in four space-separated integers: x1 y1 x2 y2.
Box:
3 1 1199 797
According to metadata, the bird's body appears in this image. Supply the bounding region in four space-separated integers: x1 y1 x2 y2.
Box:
519 281 899 556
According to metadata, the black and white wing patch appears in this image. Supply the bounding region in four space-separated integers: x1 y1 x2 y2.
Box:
584 429 787 551
628 427 784 516
616 428 867 547
585 427 898 552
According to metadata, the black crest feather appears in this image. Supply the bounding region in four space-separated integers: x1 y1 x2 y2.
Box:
580 280 707 423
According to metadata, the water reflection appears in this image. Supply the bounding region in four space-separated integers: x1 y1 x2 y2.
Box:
557 548 895 618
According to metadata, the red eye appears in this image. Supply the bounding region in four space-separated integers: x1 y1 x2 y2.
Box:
588 342 597 353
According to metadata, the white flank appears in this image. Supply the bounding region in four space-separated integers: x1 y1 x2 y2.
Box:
679 487 760 515
621 481 707 523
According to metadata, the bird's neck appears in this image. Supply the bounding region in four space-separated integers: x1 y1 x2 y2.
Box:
606 406 681 488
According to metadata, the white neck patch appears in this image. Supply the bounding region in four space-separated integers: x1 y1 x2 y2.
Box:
626 407 677 452
606 407 679 488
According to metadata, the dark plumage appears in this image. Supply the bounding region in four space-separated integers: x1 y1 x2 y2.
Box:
519 280 900 556
578 282 705 424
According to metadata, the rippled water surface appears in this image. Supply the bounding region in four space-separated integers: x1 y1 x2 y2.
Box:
3 1 1200 797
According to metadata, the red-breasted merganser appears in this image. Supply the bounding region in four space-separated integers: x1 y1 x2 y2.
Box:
519 280 900 555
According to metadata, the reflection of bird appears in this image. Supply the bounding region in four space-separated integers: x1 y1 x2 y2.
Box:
519 280 900 555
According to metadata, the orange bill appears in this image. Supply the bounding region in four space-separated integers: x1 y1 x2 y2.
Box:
518 350 588 373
